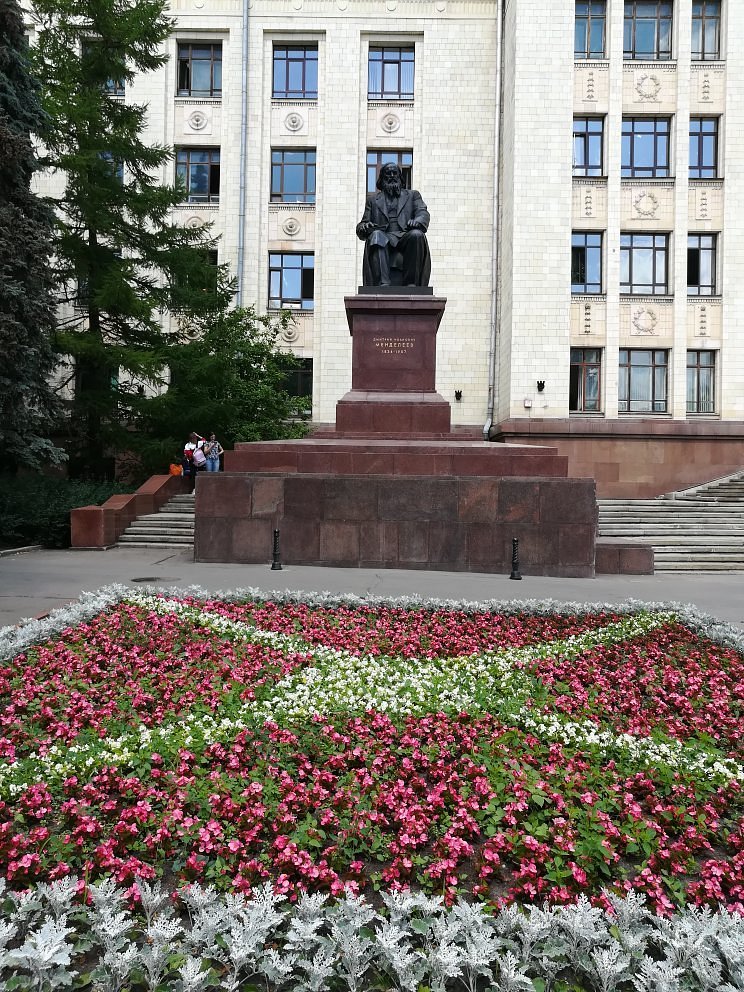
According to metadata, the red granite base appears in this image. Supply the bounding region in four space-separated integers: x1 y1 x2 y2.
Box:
335 391 451 434
195 472 597 577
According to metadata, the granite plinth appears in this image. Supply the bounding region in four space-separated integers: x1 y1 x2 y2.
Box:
226 439 569 478
335 391 451 434
195 472 597 577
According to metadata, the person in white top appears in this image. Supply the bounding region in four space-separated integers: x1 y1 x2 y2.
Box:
183 432 205 492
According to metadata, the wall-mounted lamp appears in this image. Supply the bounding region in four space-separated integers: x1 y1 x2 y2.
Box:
536 380 545 393
454 390 462 402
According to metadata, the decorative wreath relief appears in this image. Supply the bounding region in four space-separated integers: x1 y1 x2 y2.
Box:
284 112 304 132
635 73 661 102
633 191 660 218
381 112 401 134
187 110 208 131
282 217 301 237
282 323 299 343
185 215 204 229
632 307 659 334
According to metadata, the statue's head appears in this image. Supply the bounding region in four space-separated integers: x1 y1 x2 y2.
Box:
376 162 403 196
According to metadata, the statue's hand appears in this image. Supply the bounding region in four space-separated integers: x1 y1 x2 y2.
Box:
359 221 375 236
406 219 423 230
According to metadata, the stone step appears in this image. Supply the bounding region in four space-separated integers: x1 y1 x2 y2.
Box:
119 533 194 544
134 515 195 527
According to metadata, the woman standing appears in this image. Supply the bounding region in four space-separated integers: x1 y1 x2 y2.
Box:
203 433 224 472
183 432 205 492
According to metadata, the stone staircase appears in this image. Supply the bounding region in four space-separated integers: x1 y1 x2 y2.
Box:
117 493 195 549
598 470 744 572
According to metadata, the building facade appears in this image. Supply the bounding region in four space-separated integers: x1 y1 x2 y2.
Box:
31 0 744 496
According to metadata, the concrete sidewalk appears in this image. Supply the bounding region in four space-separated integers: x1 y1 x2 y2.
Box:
1 546 743 629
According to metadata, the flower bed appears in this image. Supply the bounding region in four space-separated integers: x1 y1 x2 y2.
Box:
0 587 742 917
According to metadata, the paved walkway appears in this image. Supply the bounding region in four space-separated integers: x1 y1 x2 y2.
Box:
1 546 743 629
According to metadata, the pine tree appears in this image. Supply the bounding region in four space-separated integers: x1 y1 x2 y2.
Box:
0 0 64 471
28 0 232 477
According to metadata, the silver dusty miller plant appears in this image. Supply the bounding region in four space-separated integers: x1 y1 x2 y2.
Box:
1 878 743 991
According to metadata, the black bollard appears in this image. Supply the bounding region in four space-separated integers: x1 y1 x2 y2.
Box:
509 536 522 580
271 528 283 570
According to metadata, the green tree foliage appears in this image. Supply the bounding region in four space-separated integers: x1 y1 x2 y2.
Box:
0 0 65 470
136 307 309 475
28 0 232 478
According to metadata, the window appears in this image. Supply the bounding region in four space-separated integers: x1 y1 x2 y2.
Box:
572 233 603 294
688 234 717 295
176 148 220 203
624 1 673 60
619 349 668 412
687 350 715 412
621 233 669 294
575 1 607 58
269 253 314 310
570 348 602 412
573 117 604 176
689 118 718 178
82 41 125 96
367 150 413 194
272 45 318 100
368 47 414 100
100 152 124 183
692 1 721 60
283 357 313 397
622 118 670 177
177 43 222 97
105 77 125 97
271 150 316 203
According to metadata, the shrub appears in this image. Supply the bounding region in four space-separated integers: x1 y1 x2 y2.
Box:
0 475 127 549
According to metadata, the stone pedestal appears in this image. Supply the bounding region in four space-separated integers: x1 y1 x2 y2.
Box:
336 294 451 435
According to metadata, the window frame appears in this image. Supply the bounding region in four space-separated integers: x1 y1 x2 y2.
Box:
619 348 669 413
572 232 603 294
687 233 717 296
620 233 670 295
573 117 605 177
272 44 318 100
575 1 607 59
368 46 415 101
621 117 671 178
366 150 413 194
268 252 315 311
177 42 223 98
570 348 603 413
686 349 716 413
623 1 673 60
175 147 221 204
270 149 316 203
691 0 721 61
689 117 719 179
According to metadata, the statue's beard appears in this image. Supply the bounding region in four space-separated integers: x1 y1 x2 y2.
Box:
381 179 402 198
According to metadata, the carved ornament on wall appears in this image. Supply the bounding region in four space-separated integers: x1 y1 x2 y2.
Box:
284 112 304 132
282 323 300 343
631 308 659 334
381 112 401 134
635 74 661 102
186 215 205 228
187 110 208 131
282 217 301 237
633 191 660 218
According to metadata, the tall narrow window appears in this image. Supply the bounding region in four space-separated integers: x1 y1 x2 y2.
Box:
692 1 721 60
689 118 719 178
273 45 318 100
271 150 316 203
687 350 715 413
572 233 603 294
622 118 671 177
366 150 413 193
176 148 221 203
177 43 222 97
619 349 668 412
621 233 669 295
687 234 717 295
570 348 602 412
624 1 673 60
575 1 607 58
269 253 314 310
573 117 604 176
368 47 414 100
